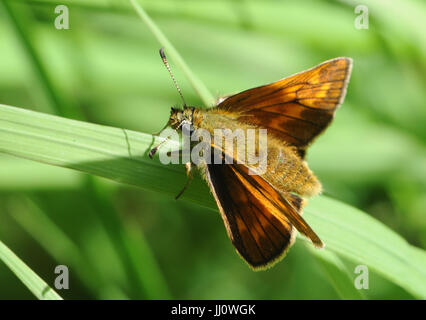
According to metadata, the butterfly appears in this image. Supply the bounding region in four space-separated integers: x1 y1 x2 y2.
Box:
151 49 352 270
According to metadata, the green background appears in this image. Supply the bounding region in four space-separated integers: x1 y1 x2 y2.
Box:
0 0 425 299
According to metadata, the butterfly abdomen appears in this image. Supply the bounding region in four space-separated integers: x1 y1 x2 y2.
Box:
265 141 322 197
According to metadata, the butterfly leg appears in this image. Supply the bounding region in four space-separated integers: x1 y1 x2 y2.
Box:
163 149 193 199
175 162 193 200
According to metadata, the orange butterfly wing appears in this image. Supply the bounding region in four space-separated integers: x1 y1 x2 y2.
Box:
216 58 352 154
205 158 323 270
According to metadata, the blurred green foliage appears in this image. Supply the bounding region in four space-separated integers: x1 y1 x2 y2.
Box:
0 0 424 299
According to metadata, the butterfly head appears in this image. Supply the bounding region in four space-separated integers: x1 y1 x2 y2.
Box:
169 106 195 132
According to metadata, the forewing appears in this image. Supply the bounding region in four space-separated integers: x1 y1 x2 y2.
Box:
216 58 352 150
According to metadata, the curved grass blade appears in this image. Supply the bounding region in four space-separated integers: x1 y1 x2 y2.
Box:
0 240 63 300
304 196 426 299
128 0 216 107
307 245 366 300
9 196 105 296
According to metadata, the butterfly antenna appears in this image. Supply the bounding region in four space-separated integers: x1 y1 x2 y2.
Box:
159 48 187 107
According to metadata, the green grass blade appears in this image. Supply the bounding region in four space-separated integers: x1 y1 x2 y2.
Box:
0 103 425 298
9 196 106 296
0 240 63 300
0 0 79 118
128 0 216 107
122 219 172 299
86 177 172 299
307 246 366 300
304 196 426 299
